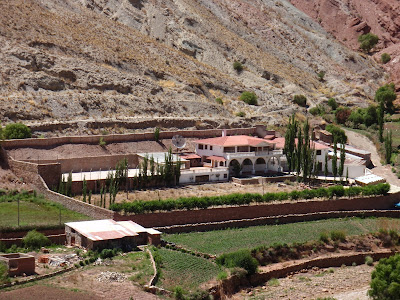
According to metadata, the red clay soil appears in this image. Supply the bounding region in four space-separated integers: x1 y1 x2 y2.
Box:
288 0 400 89
0 285 98 300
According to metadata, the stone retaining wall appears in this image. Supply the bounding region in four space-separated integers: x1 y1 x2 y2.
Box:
115 192 400 227
0 234 66 247
2 127 257 149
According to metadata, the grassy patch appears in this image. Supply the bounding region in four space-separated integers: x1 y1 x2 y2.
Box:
120 251 154 286
164 218 398 255
0 192 90 229
156 248 221 292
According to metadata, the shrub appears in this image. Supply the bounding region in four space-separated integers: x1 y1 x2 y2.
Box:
215 98 223 105
240 91 258 105
375 83 396 114
369 254 400 299
358 33 379 52
330 230 346 242
365 256 374 266
335 106 351 124
327 98 338 111
268 278 280 286
0 262 9 284
174 286 185 300
79 260 84 266
319 232 329 244
99 137 106 147
325 124 347 144
154 127 160 142
3 123 31 139
309 106 323 116
187 289 211 300
236 111 245 117
100 248 116 259
22 230 50 249
293 95 307 107
217 271 228 280
381 53 391 64
317 71 326 81
233 61 243 72
216 250 258 275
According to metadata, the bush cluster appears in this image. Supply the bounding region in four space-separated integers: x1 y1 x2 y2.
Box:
22 230 51 250
293 95 307 107
381 53 391 64
240 91 257 105
216 249 258 275
233 61 243 72
2 123 31 140
110 183 390 214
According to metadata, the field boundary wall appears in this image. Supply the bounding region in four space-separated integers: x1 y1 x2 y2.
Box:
115 192 400 227
1 127 257 149
0 234 66 247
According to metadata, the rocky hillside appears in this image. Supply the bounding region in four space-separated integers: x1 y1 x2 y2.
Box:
0 0 387 134
289 0 400 89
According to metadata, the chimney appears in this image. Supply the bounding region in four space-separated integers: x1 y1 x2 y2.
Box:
222 129 227 137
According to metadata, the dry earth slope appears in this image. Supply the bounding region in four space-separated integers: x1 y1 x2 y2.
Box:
289 0 400 89
0 0 387 130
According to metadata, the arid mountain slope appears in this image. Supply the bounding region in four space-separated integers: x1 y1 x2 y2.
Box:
0 0 386 132
289 0 400 89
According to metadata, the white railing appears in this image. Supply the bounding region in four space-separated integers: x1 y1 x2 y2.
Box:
181 167 228 174
225 150 283 160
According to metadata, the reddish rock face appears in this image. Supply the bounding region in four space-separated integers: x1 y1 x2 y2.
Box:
289 0 400 89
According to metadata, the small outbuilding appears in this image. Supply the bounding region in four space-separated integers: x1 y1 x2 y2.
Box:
355 174 386 186
65 220 161 250
0 253 35 276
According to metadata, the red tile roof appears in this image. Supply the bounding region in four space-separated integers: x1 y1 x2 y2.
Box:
195 135 273 147
180 154 201 159
268 138 330 150
207 155 226 162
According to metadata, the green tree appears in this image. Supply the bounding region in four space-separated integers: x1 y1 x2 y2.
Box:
332 142 338 181
385 130 393 165
22 230 50 249
376 83 396 114
335 106 351 124
66 172 73 197
3 123 31 139
284 115 298 172
240 91 258 105
381 53 391 64
326 124 347 144
327 98 338 111
369 254 400 299
339 143 346 180
378 100 385 142
324 154 328 180
88 190 92 205
358 33 379 53
82 176 87 203
154 127 160 142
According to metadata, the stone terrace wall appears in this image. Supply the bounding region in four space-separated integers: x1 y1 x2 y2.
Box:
24 154 139 173
1 127 257 149
0 234 66 247
115 192 400 227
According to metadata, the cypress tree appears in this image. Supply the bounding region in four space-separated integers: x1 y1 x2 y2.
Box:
378 100 385 143
385 130 393 164
88 190 92 205
284 115 298 172
332 142 338 181
82 176 87 203
66 172 73 197
324 154 329 180
339 143 346 180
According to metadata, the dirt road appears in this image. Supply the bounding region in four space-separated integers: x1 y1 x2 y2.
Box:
344 129 400 187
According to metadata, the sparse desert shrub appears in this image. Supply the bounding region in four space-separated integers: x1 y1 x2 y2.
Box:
268 278 280 286
22 230 50 249
233 61 243 72
99 137 106 147
240 91 258 105
330 230 346 242
365 256 374 266
293 95 307 107
236 111 245 117
317 71 326 81
79 260 84 266
3 123 31 139
327 98 338 111
381 53 391 64
358 33 379 53
319 232 329 244
215 98 223 105
154 127 160 142
309 106 320 116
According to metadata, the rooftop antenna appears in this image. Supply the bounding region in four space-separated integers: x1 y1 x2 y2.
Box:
172 135 186 153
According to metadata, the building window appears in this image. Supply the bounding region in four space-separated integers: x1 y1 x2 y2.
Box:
205 145 208 149
224 174 227 178
199 144 204 150
224 147 235 153
318 162 322 171
316 150 322 155
210 146 213 150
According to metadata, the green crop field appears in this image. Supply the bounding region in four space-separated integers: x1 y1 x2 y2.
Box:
164 218 400 255
156 248 221 292
0 191 90 228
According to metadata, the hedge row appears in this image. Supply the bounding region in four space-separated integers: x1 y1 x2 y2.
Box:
110 183 390 214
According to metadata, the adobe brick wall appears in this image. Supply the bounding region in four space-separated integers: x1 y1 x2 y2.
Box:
0 234 66 247
115 192 400 227
0 228 64 239
1 127 257 149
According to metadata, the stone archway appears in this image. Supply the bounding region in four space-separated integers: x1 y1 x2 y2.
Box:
267 156 281 172
255 157 266 172
229 159 241 177
242 158 253 173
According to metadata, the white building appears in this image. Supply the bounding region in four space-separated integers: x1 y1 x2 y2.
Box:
194 135 285 175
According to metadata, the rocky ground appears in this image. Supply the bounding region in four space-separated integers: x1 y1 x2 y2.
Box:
0 0 386 132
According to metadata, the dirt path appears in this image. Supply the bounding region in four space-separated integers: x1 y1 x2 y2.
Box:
344 129 400 187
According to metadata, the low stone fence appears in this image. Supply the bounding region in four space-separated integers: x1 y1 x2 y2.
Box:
155 209 400 233
0 234 66 247
210 250 397 298
232 175 296 185
115 192 400 228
